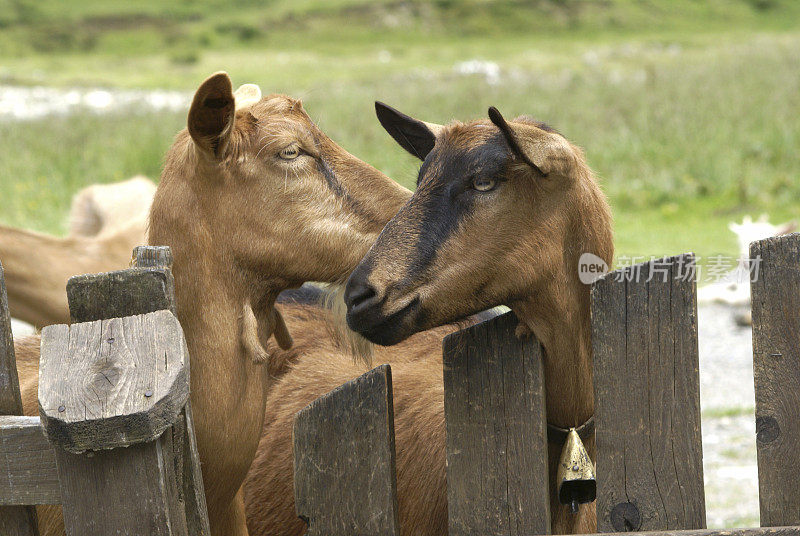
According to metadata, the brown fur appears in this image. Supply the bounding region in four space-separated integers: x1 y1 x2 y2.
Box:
13 73 411 536
244 303 477 536
345 108 614 533
146 74 409 536
0 176 154 328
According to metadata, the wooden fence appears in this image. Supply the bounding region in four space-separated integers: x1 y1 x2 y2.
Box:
293 233 800 535
0 246 210 536
1 235 798 535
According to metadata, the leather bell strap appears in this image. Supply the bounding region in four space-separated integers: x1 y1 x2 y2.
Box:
547 415 595 445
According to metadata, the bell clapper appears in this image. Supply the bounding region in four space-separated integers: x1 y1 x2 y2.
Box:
570 499 579 515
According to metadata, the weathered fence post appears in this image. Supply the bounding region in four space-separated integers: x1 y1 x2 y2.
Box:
294 364 400 535
39 310 190 535
32 244 210 535
68 245 209 535
0 260 40 536
750 233 800 527
443 311 550 536
592 254 706 532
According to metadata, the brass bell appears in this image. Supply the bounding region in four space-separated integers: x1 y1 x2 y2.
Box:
557 428 597 514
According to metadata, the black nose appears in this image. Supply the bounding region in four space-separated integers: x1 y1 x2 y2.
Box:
344 263 383 324
344 275 378 313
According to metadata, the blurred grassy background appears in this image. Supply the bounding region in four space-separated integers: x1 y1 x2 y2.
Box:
0 0 798 268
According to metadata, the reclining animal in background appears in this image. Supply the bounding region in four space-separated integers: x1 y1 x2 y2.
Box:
0 176 155 328
67 175 155 238
343 103 615 534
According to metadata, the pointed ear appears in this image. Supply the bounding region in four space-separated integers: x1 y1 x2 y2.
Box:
234 83 262 110
188 72 236 158
488 106 577 178
375 101 443 160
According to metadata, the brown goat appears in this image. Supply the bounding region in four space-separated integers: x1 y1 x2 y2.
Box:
13 72 411 536
0 176 154 327
344 103 614 534
242 295 499 535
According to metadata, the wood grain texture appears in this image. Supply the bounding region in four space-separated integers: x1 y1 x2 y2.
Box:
0 260 40 535
442 311 550 536
67 267 176 323
56 426 188 536
39 310 189 453
595 528 800 536
180 403 211 536
132 245 211 535
0 416 59 505
0 261 23 415
750 233 800 526
592 254 705 532
294 364 399 536
132 245 174 269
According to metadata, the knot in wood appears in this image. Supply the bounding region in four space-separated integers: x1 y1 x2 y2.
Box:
90 362 121 392
39 310 189 452
756 415 780 444
610 502 641 532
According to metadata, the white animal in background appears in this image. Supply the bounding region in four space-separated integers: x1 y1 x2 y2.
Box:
10 317 34 338
729 214 797 263
697 214 796 308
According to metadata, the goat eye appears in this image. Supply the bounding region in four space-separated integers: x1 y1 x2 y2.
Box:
279 145 300 160
472 177 497 192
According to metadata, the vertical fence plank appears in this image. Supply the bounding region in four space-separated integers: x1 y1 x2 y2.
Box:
750 234 800 526
443 311 550 536
0 260 40 536
294 364 399 536
40 311 190 536
67 246 209 535
593 254 705 532
131 245 208 535
42 245 210 535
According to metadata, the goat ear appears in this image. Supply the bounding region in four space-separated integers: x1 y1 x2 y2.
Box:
488 106 576 178
188 72 236 158
375 101 442 160
234 83 262 110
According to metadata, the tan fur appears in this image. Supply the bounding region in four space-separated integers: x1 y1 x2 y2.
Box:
349 112 614 533
244 304 459 536
68 176 155 239
0 176 154 328
0 219 146 327
144 73 409 535
13 72 411 536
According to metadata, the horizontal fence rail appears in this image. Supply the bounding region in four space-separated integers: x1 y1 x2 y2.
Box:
0 416 59 505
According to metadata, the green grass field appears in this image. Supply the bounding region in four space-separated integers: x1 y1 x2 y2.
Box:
0 0 798 273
